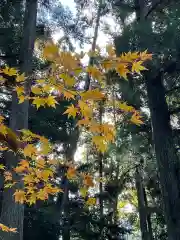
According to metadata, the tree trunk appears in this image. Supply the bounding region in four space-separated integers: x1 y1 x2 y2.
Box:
0 1 37 240
62 187 70 240
84 0 103 91
135 167 149 240
145 73 180 239
59 129 79 240
144 187 153 240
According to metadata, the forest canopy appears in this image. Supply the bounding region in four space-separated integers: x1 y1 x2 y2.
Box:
0 1 180 240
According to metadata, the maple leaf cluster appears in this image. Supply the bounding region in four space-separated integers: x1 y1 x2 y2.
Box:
0 43 151 155
0 42 152 231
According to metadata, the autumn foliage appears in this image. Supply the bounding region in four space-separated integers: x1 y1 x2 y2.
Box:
0 42 152 232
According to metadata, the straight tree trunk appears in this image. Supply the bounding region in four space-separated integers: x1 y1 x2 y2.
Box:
143 188 153 240
135 166 149 240
60 128 79 240
0 1 37 240
145 73 180 239
84 0 103 91
133 0 180 237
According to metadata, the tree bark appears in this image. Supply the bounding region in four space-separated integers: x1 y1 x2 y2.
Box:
135 166 149 240
0 1 37 240
145 73 180 239
144 188 153 240
84 0 104 91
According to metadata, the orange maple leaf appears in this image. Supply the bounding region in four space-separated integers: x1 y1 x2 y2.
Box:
14 190 26 204
67 167 76 179
83 174 94 187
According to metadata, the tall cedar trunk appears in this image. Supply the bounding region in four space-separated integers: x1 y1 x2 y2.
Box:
84 0 103 91
131 0 180 237
0 1 37 240
60 128 79 240
145 74 180 239
62 186 70 240
135 167 149 240
143 188 153 240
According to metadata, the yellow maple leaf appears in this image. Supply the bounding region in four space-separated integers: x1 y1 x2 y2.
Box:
14 165 26 173
16 73 26 82
2 66 17 76
67 167 76 179
18 95 26 104
45 96 58 108
23 144 37 158
77 118 91 126
32 97 46 109
101 123 115 142
43 43 59 60
116 64 130 80
89 123 101 134
106 44 116 57
35 158 45 168
23 174 35 184
78 100 92 117
130 112 143 126
43 84 52 93
27 192 37 205
83 174 94 187
37 189 48 200
80 89 105 101
63 90 75 100
31 86 42 95
20 159 29 168
26 185 36 195
20 129 34 141
41 169 53 181
132 61 147 74
92 135 108 153
39 141 51 155
15 86 25 96
120 51 139 62
45 184 62 194
139 50 152 61
101 60 113 71
119 102 134 112
79 187 88 198
60 73 76 87
86 66 103 81
39 136 49 144
63 105 78 118
36 79 45 84
86 197 96 206
14 190 26 204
